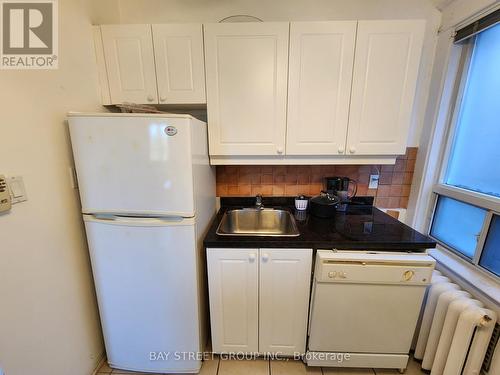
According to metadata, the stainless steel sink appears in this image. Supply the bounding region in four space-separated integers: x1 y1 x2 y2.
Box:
216 208 300 237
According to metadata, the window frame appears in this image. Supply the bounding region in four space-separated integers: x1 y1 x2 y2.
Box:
428 29 500 281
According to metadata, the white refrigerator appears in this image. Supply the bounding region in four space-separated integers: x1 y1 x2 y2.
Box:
68 113 215 373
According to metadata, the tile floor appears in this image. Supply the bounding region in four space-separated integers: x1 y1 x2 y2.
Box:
96 355 426 375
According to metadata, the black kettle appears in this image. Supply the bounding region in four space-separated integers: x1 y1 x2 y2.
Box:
309 191 340 218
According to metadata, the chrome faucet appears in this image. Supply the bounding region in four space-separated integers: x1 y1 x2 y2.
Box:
255 194 264 210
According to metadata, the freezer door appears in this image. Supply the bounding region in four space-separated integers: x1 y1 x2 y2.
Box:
83 215 202 373
69 115 195 216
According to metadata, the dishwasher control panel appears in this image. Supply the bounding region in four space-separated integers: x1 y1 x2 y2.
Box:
315 250 435 285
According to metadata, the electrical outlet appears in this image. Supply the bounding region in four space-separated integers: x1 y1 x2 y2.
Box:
369 174 380 189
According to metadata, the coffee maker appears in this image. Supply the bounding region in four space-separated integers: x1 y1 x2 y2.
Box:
325 177 357 212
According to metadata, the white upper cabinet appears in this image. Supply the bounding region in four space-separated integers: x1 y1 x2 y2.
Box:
101 24 158 104
346 20 425 155
204 22 289 156
152 24 206 104
98 24 206 105
96 20 425 162
286 21 356 155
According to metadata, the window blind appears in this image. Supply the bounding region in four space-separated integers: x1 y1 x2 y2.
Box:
454 8 500 43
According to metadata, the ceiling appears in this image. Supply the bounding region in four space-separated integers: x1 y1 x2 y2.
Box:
429 0 456 11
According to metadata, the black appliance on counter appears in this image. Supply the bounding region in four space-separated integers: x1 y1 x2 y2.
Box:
309 191 340 218
325 176 357 211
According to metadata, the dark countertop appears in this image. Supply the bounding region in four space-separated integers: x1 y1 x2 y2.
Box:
203 197 436 252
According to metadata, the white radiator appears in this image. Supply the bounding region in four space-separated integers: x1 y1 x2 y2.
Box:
414 271 498 375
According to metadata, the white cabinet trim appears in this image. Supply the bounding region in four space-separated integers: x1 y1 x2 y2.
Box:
92 26 111 105
209 155 397 165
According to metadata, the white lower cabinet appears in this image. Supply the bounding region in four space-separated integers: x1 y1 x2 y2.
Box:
206 248 259 353
207 248 312 355
259 249 313 355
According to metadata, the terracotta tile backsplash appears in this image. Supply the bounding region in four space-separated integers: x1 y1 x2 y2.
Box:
216 147 417 209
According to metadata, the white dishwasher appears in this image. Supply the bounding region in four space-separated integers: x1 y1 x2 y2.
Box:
307 250 435 371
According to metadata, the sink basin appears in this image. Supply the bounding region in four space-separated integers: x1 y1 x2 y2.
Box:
216 208 300 237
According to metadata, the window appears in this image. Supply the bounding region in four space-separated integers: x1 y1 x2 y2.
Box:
429 21 500 279
444 25 500 198
479 215 500 277
431 196 487 258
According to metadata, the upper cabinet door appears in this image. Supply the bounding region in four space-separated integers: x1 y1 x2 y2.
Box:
287 21 356 155
204 23 289 156
152 24 206 104
100 25 158 104
346 20 425 155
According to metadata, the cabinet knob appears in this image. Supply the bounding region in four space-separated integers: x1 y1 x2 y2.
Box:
249 253 256 262
147 95 155 102
349 147 356 154
262 253 269 262
277 147 284 154
160 96 167 102
338 147 344 154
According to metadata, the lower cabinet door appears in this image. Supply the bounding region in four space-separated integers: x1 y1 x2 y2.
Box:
207 248 259 353
259 248 313 355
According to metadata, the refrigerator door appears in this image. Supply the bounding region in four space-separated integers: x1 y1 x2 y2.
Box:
83 214 202 373
69 115 195 216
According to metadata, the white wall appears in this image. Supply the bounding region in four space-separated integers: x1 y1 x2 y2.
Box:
90 0 441 147
0 1 104 374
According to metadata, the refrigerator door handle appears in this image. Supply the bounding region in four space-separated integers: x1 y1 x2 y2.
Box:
83 214 195 227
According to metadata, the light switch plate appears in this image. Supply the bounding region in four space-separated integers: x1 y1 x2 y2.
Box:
0 175 12 213
8 176 27 204
369 174 380 189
